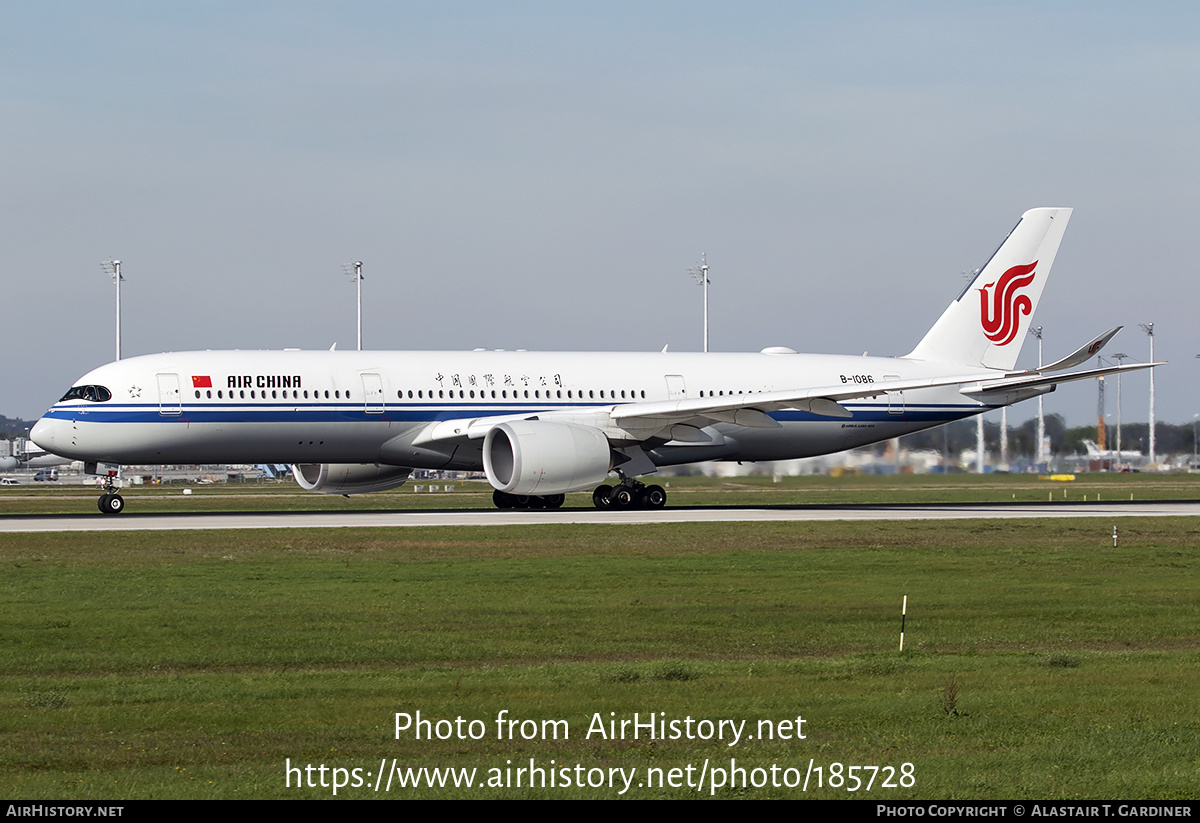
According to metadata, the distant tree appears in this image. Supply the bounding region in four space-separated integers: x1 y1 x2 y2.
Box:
0 415 36 440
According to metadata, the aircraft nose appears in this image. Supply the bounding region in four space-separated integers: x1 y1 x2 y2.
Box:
30 417 57 451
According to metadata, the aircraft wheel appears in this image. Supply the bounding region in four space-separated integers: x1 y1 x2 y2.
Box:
644 485 667 509
493 490 514 509
98 493 125 515
542 494 565 509
592 485 613 509
512 495 533 509
612 487 635 508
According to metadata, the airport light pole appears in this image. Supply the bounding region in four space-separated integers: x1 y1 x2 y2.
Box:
1029 325 1045 465
1000 406 1008 468
1194 355 1200 470
343 261 364 351
101 260 123 361
960 267 986 472
690 253 709 353
1140 323 1155 462
1111 352 1127 459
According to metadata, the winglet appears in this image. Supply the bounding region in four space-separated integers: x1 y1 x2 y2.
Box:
1039 326 1122 372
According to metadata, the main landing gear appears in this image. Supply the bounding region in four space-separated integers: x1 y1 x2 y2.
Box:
490 479 668 511
97 478 125 515
592 479 667 510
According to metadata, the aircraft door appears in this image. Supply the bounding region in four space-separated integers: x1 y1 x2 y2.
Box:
665 374 686 400
157 373 182 416
361 373 385 414
883 374 904 415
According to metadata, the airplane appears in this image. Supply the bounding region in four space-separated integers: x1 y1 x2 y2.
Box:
1081 440 1144 462
30 207 1161 515
0 446 72 472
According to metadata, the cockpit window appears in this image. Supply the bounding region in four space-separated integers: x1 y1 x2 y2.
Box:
59 385 112 403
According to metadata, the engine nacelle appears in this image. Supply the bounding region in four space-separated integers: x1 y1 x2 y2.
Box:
292 463 412 495
483 420 612 496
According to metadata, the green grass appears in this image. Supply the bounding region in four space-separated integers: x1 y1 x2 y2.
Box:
2 517 1199 798
2 471 1198 515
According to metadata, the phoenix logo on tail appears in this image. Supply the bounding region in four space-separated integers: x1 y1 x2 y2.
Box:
979 260 1037 346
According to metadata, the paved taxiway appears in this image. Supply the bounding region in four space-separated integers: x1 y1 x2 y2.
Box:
2 501 1198 532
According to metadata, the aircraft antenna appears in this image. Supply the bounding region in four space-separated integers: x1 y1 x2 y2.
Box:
101 259 124 361
1139 323 1155 462
689 253 710 353
342 261 364 351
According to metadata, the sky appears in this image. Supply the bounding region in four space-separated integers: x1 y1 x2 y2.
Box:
2 1 1196 432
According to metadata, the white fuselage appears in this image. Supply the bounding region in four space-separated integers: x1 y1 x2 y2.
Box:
31 348 990 472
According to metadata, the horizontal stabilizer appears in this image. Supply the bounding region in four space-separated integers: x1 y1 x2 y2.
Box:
961 360 1163 399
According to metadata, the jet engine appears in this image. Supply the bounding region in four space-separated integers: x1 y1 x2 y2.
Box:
292 463 412 495
483 420 612 496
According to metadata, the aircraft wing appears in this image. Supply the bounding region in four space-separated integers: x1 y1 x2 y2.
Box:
608 374 999 423
409 370 1004 448
410 358 1162 447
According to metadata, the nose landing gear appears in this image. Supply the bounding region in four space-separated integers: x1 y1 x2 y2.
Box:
97 477 125 515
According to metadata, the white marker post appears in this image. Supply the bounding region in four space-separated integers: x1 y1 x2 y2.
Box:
899 595 908 652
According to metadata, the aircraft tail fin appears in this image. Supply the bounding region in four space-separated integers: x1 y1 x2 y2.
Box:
904 207 1072 370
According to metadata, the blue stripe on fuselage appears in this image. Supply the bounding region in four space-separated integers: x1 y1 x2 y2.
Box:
40 401 991 426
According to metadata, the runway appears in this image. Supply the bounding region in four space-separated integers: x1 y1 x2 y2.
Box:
2 500 1198 532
